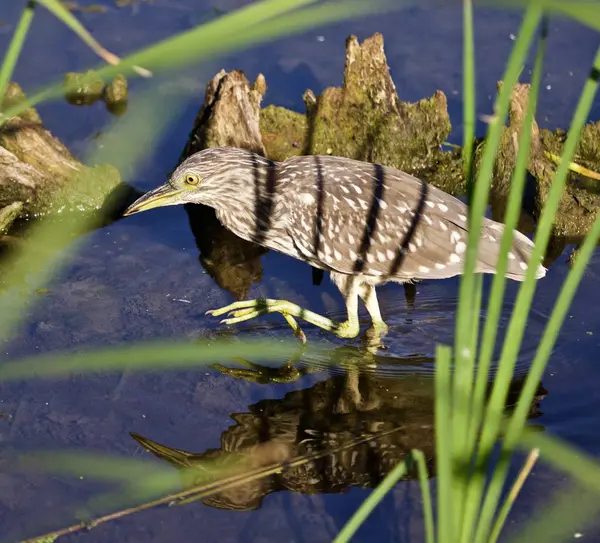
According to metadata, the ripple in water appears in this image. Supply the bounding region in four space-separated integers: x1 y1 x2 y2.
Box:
219 276 550 384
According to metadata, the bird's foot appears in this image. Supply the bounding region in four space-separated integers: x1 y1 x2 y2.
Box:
206 298 360 340
362 320 389 350
333 319 361 338
367 320 389 337
212 358 302 384
207 298 306 343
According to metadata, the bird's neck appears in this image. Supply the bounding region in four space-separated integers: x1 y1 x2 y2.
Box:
213 193 287 247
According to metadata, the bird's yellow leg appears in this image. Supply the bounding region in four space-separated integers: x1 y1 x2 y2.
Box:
206 295 361 341
358 284 389 338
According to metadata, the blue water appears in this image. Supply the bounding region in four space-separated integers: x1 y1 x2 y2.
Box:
0 2 599 542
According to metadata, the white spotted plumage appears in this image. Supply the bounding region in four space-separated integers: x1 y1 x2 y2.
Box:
169 147 547 291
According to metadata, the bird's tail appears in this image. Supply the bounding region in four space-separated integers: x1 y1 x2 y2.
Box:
475 220 546 281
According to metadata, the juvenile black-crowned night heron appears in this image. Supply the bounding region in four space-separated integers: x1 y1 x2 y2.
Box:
124 147 546 342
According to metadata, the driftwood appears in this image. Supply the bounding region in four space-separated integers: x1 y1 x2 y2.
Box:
484 82 600 267
0 82 124 233
176 34 465 299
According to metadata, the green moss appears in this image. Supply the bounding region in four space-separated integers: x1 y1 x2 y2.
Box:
490 120 600 238
305 85 462 194
49 163 122 215
2 82 41 124
0 202 23 233
105 74 128 116
64 71 105 106
260 105 306 161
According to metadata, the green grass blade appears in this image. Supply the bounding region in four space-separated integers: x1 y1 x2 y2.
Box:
548 0 600 33
462 0 476 182
511 429 600 543
464 8 547 475
451 7 543 541
451 4 542 414
508 483 600 543
450 0 477 525
435 344 454 542
35 0 152 76
0 338 309 381
333 459 408 543
0 1 35 110
475 0 600 31
411 449 435 543
488 448 539 543
453 4 541 368
473 202 600 542
520 430 600 492
471 40 600 543
20 451 174 483
506 214 600 446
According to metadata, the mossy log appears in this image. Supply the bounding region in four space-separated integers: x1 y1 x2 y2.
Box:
261 33 465 196
178 34 467 298
0 82 122 224
484 81 600 240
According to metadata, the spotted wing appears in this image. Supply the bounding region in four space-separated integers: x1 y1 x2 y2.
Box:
282 155 539 281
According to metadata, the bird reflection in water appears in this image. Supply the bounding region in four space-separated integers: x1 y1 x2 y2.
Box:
130 345 547 512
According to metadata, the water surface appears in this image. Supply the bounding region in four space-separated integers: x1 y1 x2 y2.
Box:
0 2 599 541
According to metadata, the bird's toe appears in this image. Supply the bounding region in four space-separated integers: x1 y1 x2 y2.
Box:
206 299 266 317
333 320 361 339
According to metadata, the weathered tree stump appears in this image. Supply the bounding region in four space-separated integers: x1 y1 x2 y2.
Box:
0 82 123 231
487 82 600 237
261 33 465 196
177 34 469 299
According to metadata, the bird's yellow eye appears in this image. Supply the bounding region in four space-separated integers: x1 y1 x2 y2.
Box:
184 173 200 186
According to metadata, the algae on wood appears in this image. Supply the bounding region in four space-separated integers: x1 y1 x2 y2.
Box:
0 202 23 234
105 74 129 115
0 82 122 220
484 81 600 241
302 34 464 196
260 105 306 161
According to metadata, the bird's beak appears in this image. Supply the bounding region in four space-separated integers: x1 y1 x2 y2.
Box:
123 184 185 217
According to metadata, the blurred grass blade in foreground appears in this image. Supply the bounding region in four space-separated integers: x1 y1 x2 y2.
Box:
36 0 152 77
0 339 315 381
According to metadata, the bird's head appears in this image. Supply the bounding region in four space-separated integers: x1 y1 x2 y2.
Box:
123 147 264 217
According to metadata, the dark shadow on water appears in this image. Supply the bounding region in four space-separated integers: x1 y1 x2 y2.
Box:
130 344 548 513
184 202 268 300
